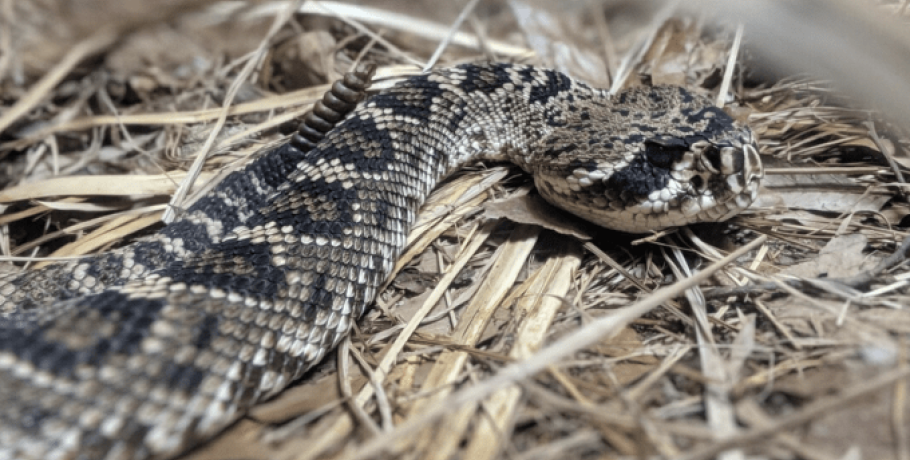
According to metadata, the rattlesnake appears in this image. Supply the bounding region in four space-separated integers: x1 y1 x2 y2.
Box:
0 63 763 460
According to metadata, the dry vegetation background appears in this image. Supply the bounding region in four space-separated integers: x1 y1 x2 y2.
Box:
3 1 910 459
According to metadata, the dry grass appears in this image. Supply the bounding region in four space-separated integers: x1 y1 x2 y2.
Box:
2 1 910 459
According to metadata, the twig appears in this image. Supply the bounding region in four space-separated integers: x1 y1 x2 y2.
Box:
865 120 906 186
337 338 381 435
423 0 480 71
715 23 744 109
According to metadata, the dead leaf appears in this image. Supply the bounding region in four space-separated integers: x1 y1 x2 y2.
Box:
484 194 594 241
179 420 273 460
593 326 660 386
783 234 876 278
249 372 365 424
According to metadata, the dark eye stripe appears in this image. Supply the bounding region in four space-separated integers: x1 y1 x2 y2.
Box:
644 141 687 169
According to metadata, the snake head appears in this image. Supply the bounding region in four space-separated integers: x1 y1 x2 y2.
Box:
656 129 764 223
533 97 763 233
615 128 761 232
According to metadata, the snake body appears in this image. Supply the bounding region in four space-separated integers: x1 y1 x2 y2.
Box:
0 63 762 460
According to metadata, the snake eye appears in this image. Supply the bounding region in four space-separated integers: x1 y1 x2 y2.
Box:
644 140 687 169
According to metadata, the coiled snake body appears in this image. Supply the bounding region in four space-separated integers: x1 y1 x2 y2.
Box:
0 63 762 460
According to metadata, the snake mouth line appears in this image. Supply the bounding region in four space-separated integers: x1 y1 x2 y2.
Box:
742 143 763 187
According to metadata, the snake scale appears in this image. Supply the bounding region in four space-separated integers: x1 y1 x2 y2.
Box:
0 63 763 460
